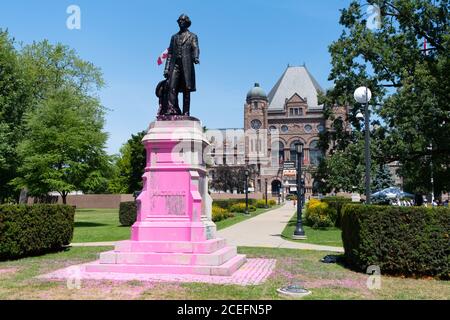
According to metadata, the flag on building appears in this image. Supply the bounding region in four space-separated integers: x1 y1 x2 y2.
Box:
157 49 169 66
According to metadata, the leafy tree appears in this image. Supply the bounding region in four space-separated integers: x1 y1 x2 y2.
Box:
14 89 108 204
0 31 34 202
372 164 395 191
210 165 258 194
108 131 146 194
10 41 109 203
317 0 449 197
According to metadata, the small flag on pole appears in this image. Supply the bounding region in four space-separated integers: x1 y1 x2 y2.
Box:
157 49 169 66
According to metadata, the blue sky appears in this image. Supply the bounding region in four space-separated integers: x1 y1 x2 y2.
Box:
0 0 353 154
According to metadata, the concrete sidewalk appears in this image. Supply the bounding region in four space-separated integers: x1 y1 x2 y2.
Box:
217 203 344 253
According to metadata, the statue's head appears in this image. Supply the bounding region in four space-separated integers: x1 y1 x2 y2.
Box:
177 14 191 29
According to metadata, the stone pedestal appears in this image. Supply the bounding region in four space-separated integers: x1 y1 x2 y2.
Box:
84 119 246 276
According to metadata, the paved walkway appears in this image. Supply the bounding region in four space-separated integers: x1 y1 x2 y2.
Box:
70 204 344 253
217 203 344 253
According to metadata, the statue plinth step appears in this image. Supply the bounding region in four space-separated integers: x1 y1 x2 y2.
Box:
84 254 247 276
99 246 237 266
115 239 226 254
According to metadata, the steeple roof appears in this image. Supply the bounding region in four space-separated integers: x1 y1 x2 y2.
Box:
267 66 324 111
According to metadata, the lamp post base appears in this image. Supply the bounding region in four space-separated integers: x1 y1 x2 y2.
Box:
292 234 308 240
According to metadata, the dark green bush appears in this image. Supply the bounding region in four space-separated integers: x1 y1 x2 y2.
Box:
119 201 137 226
0 204 75 260
321 196 352 228
341 204 450 279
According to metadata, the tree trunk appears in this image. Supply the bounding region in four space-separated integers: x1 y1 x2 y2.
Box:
62 193 67 205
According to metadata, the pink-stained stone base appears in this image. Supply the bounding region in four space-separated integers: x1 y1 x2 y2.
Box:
38 258 277 286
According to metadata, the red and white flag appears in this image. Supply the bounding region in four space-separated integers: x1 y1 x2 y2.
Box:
157 48 168 66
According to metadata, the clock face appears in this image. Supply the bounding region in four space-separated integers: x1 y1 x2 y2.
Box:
251 119 262 130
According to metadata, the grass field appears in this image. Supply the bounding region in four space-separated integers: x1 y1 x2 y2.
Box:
0 246 448 300
281 213 343 247
72 209 130 243
73 206 280 243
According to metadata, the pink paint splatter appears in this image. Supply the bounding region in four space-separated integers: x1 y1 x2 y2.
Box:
38 258 276 286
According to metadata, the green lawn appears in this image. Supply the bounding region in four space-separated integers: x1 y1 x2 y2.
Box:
0 246 448 300
72 209 130 243
73 206 281 243
215 206 281 230
281 212 343 247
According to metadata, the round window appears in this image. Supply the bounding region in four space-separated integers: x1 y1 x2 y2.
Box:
304 125 313 133
269 126 277 133
317 125 325 133
251 119 262 130
281 125 289 133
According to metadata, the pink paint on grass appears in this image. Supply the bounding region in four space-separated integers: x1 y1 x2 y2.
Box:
39 258 276 286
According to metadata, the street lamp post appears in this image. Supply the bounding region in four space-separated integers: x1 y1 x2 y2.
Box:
265 178 268 208
354 86 372 204
293 143 307 240
244 169 250 215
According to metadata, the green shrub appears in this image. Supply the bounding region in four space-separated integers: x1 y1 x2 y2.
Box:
286 194 297 201
341 204 450 279
229 203 256 213
212 206 234 222
256 199 268 208
268 199 276 206
304 202 337 229
119 201 137 226
213 199 257 209
0 204 75 260
321 196 352 228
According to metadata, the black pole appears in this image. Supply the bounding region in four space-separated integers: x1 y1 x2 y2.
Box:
265 179 268 208
245 174 249 215
364 89 371 204
293 147 306 239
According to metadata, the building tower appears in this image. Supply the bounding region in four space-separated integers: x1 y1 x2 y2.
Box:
244 83 269 192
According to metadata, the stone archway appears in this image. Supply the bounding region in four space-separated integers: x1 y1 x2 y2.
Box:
271 179 282 196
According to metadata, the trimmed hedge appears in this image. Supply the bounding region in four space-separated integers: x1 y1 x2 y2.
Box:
0 204 75 260
341 204 450 279
119 201 137 226
321 196 352 228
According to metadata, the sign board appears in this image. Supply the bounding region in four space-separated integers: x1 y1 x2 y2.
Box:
283 161 296 169
283 169 297 177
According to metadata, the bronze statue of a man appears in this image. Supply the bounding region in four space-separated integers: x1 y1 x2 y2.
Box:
163 14 200 116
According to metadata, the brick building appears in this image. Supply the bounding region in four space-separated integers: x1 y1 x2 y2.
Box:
209 65 348 197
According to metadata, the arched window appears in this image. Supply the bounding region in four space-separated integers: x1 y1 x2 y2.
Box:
309 141 323 166
290 140 301 162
